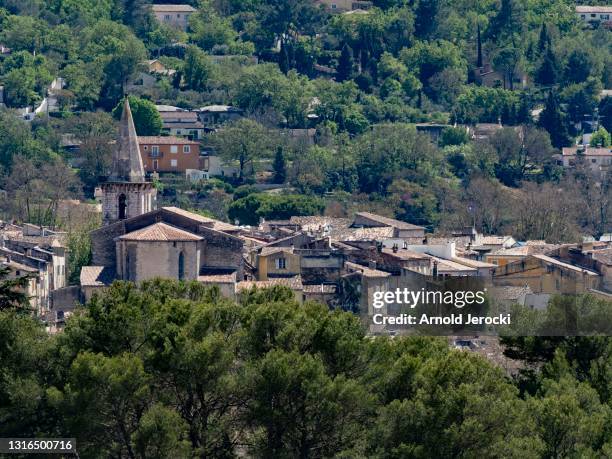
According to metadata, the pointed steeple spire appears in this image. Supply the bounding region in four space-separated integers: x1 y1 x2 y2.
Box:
109 97 146 182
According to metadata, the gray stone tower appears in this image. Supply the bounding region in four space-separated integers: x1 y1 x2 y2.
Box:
101 97 156 225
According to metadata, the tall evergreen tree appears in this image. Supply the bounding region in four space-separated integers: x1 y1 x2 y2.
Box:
279 39 292 75
488 0 524 41
538 91 571 148
337 43 354 82
535 45 558 86
537 23 549 54
476 24 483 68
272 146 287 184
415 0 441 39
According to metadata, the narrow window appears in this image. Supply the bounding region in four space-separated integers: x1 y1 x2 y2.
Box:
118 193 127 220
178 252 185 280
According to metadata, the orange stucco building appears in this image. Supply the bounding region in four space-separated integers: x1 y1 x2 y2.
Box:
138 136 200 173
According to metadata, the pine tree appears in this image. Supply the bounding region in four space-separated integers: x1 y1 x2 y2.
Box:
337 43 354 82
538 91 571 148
272 147 287 184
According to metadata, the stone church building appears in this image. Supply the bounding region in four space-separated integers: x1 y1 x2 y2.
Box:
80 98 245 298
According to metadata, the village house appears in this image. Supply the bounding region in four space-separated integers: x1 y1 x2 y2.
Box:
197 105 243 127
146 59 176 76
313 0 373 12
558 146 612 177
485 241 559 267
151 4 197 30
139 136 201 173
159 111 206 140
126 71 158 92
0 222 67 322
1 256 39 310
576 6 612 27
492 254 601 295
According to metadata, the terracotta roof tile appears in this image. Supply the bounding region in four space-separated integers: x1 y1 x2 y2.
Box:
119 222 203 242
80 266 115 287
344 261 391 278
354 212 425 230
161 207 239 233
236 277 303 291
198 273 236 283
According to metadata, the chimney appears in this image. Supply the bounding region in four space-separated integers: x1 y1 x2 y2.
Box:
392 243 399 253
369 260 377 270
433 260 438 277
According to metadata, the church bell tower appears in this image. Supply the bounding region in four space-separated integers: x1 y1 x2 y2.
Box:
101 97 157 225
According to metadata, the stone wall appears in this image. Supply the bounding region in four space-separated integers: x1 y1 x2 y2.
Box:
101 182 156 224
117 240 200 282
199 226 244 277
91 221 126 267
50 286 82 310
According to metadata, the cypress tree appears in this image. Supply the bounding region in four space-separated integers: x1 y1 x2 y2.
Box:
537 23 549 54
337 43 354 82
279 39 292 74
538 91 572 148
476 24 483 68
535 45 558 86
272 147 287 184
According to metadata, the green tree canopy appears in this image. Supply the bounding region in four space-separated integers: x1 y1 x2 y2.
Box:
112 96 162 136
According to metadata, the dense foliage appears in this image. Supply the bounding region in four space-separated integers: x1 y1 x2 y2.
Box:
1 280 612 457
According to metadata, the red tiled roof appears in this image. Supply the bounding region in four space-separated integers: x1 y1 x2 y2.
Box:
138 136 200 145
119 222 203 242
